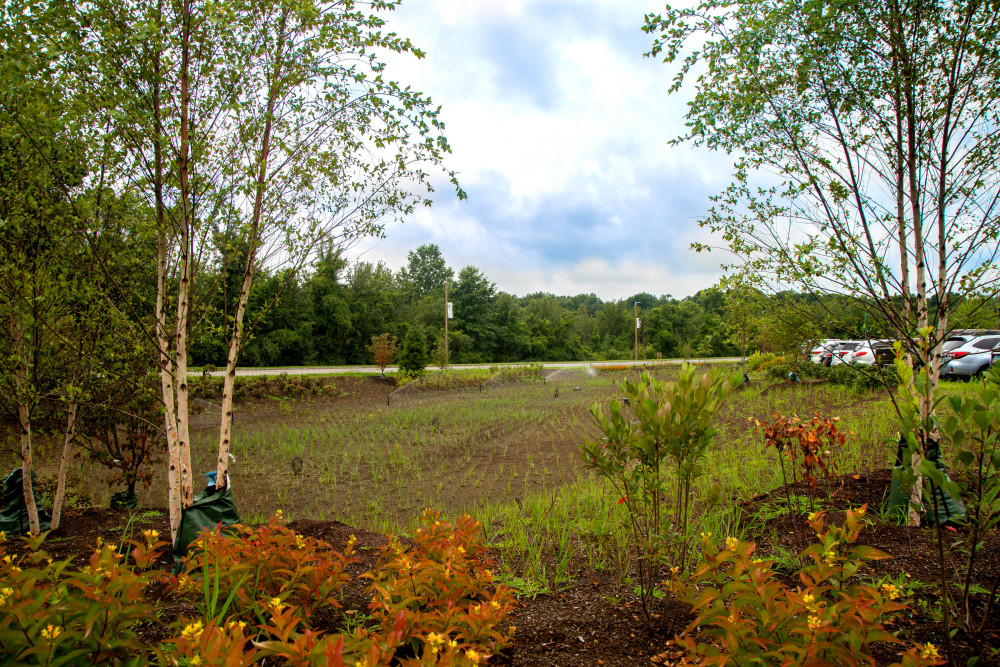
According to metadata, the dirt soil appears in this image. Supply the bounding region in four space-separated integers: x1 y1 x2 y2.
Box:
7 467 999 667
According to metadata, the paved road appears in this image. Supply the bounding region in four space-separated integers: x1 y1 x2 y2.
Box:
192 358 744 377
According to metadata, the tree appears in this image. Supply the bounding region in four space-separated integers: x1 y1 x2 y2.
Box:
398 244 453 299
398 327 428 374
646 0 1000 470
368 333 398 376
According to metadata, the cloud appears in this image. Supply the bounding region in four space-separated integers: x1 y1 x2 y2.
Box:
350 0 731 300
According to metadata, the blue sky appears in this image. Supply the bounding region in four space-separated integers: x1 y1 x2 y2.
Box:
350 0 731 300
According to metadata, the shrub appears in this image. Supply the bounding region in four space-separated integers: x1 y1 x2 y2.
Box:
746 351 780 371
582 364 740 619
171 513 356 624
398 327 429 374
0 529 168 665
166 511 516 667
670 507 944 666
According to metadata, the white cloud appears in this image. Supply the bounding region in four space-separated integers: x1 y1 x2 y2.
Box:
352 0 729 300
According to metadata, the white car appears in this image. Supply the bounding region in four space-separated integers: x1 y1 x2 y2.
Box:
808 340 843 365
830 340 865 365
847 340 894 366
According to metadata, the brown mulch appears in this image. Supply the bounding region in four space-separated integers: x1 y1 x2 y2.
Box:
5 469 1000 666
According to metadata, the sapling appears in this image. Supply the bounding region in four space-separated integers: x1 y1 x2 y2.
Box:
581 363 739 620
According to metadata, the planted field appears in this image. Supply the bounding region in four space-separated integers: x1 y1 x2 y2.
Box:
4 366 999 666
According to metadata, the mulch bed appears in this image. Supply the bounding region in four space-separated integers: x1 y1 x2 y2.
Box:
5 469 1000 666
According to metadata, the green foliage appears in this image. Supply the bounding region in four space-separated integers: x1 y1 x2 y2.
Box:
670 507 943 666
745 351 780 371
581 363 740 618
398 327 429 374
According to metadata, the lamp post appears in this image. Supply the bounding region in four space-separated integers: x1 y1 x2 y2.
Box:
634 301 641 366
444 278 449 369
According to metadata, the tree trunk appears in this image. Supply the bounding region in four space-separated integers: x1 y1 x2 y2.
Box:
175 0 194 507
10 317 40 535
50 401 77 530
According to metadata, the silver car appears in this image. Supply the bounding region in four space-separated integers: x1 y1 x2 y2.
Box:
942 334 1000 379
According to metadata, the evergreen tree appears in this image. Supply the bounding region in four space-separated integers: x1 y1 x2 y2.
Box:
398 327 428 374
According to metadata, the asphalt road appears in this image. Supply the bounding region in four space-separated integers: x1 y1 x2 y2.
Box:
193 358 744 377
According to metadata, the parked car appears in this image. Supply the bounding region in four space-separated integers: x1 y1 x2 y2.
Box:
848 340 896 366
942 329 1000 354
830 340 865 365
808 340 842 366
942 334 1000 379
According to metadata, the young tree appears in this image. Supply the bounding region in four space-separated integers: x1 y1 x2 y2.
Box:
647 0 1000 520
398 327 428 374
368 333 398 376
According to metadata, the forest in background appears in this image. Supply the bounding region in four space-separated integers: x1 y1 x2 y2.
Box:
184 243 1000 368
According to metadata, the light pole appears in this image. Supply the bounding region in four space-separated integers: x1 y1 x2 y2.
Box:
444 278 449 369
634 301 641 366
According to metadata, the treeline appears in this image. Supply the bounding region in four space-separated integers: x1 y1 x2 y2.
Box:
188 244 967 368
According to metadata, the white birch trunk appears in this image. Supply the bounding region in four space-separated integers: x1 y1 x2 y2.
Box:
157 231 183 543
50 401 77 530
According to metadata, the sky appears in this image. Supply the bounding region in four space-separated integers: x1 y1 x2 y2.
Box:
347 0 733 301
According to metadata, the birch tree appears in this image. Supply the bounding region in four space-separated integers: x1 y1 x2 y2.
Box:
646 0 1000 499
59 0 462 542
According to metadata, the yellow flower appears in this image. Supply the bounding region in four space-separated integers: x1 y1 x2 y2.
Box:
189 655 203 666
449 639 458 649
268 597 284 612
881 583 900 600
349 534 357 544
227 620 246 633
670 566 680 575
808 511 822 522
466 648 481 663
296 535 306 549
807 615 821 631
700 532 713 540
856 506 867 517
143 529 159 542
491 600 500 610
41 625 61 641
921 643 940 659
426 632 445 652
0 587 13 605
0 531 6 542
823 550 836 565
802 593 819 612
726 537 739 551
181 620 204 642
